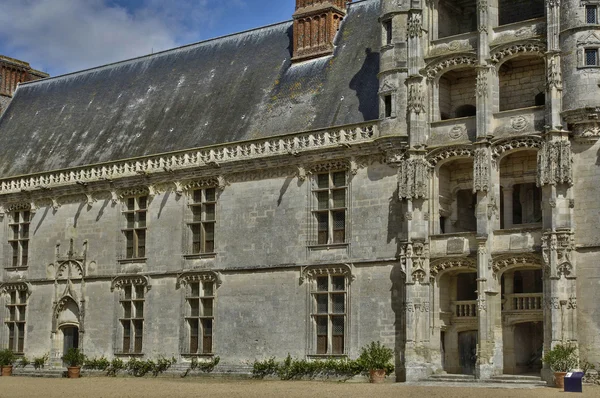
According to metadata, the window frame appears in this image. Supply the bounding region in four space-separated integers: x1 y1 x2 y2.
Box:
586 4 598 24
303 266 352 358
118 283 145 354
310 170 348 247
187 187 217 255
121 195 148 260
7 210 31 270
585 47 599 66
184 280 215 355
4 287 28 354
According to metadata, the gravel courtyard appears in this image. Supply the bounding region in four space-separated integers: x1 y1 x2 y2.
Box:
1 378 599 398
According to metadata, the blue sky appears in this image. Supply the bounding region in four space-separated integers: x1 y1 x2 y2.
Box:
0 0 295 76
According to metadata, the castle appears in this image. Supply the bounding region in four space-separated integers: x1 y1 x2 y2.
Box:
0 0 598 383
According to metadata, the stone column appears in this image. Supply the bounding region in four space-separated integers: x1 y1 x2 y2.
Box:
538 130 577 383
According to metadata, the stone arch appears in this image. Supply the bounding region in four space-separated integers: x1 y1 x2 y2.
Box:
176 271 222 289
490 41 547 68
491 136 543 165
425 54 478 82
427 145 474 169
491 253 543 278
52 295 80 332
430 257 477 281
56 259 85 280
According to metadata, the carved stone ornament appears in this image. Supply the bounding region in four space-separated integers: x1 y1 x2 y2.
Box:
581 126 600 138
426 55 478 81
430 258 476 277
406 12 423 39
476 70 488 98
308 159 350 174
473 147 490 192
398 157 429 199
491 253 542 275
0 123 377 195
111 275 151 292
427 145 474 167
407 83 425 115
547 54 562 91
537 140 573 186
176 271 222 289
117 186 150 200
490 42 546 65
0 282 30 295
511 116 528 131
449 125 467 140
546 0 560 7
491 136 543 164
300 263 355 284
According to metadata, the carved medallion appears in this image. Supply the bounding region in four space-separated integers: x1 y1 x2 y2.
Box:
511 116 528 131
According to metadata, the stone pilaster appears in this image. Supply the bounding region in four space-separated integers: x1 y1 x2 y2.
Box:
546 0 562 129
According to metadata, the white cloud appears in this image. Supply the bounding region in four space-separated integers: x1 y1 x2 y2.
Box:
0 0 245 75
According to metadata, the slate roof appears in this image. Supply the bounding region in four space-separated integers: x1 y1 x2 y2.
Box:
0 0 380 178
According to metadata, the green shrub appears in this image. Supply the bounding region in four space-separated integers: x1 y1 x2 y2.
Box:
181 356 220 377
542 344 578 372
62 348 86 367
33 354 48 370
0 349 17 366
84 356 110 371
357 341 395 375
18 356 30 368
106 358 125 376
252 355 363 380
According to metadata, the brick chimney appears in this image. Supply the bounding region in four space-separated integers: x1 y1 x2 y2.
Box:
292 1 350 62
0 55 48 115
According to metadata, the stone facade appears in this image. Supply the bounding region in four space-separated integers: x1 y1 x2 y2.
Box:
0 0 599 384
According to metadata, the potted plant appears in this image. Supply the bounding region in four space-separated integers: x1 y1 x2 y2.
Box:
542 344 578 389
0 349 16 376
62 348 86 378
358 341 395 383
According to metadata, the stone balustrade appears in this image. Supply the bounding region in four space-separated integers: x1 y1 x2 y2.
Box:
504 293 543 312
454 300 477 318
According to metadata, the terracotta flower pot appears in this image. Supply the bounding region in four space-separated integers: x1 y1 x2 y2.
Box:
1 365 13 376
369 369 386 383
554 371 567 389
67 366 81 378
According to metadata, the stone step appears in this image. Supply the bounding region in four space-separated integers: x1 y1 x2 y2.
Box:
427 374 477 382
490 374 543 381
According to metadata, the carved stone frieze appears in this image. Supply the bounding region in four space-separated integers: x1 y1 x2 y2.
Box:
491 253 542 275
176 271 222 289
308 159 350 174
491 136 543 165
300 263 354 284
111 275 151 292
490 42 546 65
537 139 573 186
426 145 474 167
398 157 429 199
430 257 476 277
425 55 478 81
428 39 474 58
473 147 490 192
0 123 378 195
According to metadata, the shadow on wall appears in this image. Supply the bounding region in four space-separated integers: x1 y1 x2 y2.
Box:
391 263 406 382
349 48 380 121
387 187 404 249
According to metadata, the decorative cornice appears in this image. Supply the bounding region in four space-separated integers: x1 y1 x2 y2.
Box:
176 271 222 289
0 282 31 295
430 258 476 277
111 275 150 292
426 145 474 167
425 55 478 81
491 136 544 163
491 253 542 274
299 263 354 284
0 123 378 196
490 41 546 65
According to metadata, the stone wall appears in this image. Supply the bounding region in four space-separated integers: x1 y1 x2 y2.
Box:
499 57 545 111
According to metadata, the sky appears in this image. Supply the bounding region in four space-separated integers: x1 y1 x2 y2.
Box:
0 0 295 76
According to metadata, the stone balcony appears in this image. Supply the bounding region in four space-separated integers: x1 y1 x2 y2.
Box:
429 116 476 146
492 226 542 253
492 106 545 138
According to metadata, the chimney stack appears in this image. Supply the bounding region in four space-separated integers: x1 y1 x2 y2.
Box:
292 1 350 62
0 55 48 115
